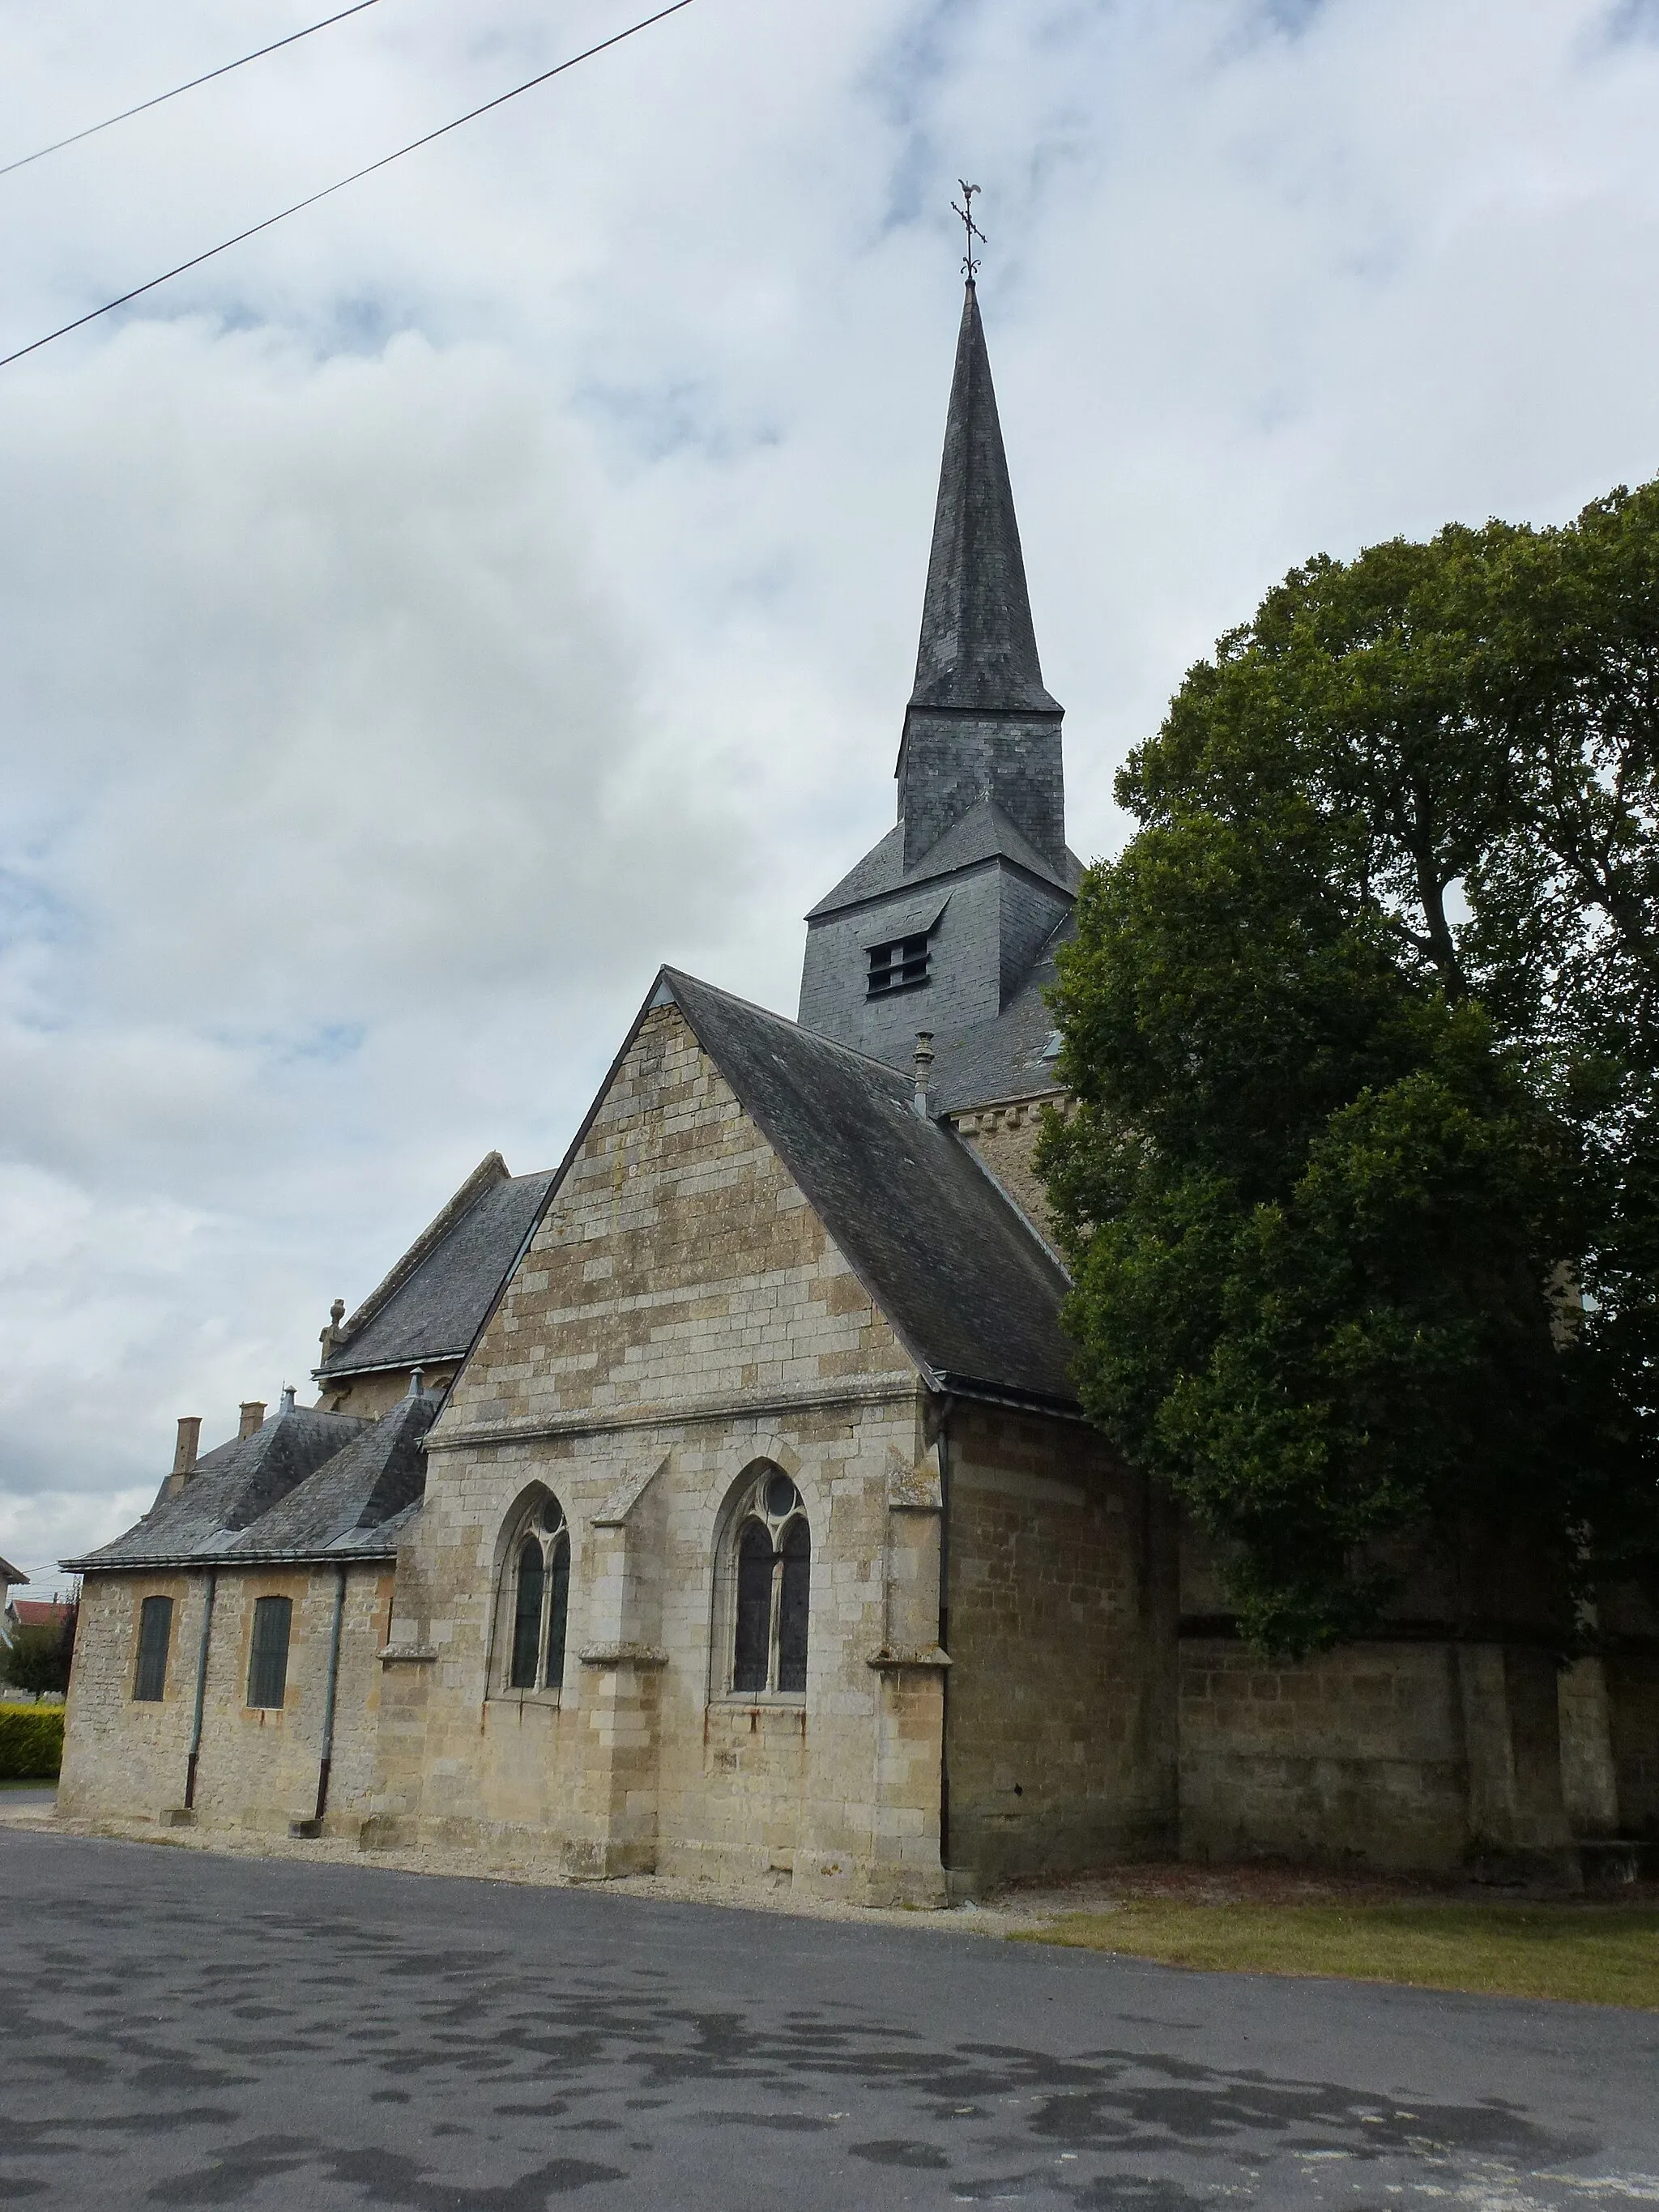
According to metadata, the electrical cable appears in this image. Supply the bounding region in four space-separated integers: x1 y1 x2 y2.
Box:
0 2 382 181
0 0 697 372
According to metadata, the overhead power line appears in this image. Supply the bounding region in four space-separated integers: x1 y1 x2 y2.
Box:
0 0 697 372
0 2 382 181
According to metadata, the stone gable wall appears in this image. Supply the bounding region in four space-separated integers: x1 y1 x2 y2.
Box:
371 1007 947 1903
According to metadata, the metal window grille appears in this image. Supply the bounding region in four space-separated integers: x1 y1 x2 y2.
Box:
866 933 930 998
246 1595 292 1710
132 1595 173 1702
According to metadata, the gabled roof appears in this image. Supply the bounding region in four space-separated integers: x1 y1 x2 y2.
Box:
0 1556 27 1587
63 1404 369 1571
808 797 1081 921
907 282 1060 719
661 970 1077 1409
319 1158 556 1379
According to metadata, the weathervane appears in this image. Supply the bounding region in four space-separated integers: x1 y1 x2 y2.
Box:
952 179 985 282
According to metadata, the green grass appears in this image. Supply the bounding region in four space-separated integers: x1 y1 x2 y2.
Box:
1017 1900 1659 2010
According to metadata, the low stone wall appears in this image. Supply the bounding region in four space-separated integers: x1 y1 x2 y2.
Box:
945 1406 1178 1883
1178 1639 1471 1872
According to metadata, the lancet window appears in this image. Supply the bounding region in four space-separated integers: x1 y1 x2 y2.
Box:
727 1468 810 1697
502 1492 570 1694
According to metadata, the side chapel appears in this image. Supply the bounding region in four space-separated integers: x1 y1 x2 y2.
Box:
60 281 1659 1898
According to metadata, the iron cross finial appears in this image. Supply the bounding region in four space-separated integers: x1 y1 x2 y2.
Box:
951 180 985 282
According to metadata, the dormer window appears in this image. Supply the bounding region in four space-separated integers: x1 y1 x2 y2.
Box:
867 932 931 999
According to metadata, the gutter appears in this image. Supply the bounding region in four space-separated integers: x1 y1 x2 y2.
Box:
64 1542 403 1575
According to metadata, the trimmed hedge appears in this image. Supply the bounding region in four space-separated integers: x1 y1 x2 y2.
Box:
0 1704 63 1780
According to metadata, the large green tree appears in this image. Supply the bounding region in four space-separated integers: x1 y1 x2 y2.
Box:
1040 482 1659 1657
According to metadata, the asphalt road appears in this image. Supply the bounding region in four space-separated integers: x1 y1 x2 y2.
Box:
0 1832 1654 2210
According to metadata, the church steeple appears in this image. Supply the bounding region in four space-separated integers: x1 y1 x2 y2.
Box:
895 280 1065 877
797 265 1077 1071
907 282 1060 719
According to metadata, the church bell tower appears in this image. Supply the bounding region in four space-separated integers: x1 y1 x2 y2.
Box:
798 276 1077 1072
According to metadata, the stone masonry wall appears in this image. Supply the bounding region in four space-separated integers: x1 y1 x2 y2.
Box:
1178 1639 1472 1871
1607 1657 1659 1836
370 1005 947 1904
61 1565 393 1834
950 1099 1064 1254
60 1572 196 1818
944 1404 1178 1882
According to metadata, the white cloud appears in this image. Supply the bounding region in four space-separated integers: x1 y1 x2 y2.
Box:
2 0 1658 1579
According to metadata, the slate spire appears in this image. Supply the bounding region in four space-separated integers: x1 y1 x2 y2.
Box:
908 281 1059 717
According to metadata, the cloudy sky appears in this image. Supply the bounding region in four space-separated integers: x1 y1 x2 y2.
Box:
2 0 1657 1586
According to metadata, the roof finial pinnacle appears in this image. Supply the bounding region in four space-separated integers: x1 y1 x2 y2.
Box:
951 179 984 283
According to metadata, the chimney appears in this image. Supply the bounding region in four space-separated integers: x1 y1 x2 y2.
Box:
912 1031 936 1120
164 1416 203 1498
279 1383 297 1415
238 1400 267 1440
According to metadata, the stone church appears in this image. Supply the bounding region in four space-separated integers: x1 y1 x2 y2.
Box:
59 283 1657 1899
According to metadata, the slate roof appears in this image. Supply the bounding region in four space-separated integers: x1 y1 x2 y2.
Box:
227 1390 437 1559
319 1161 555 1379
65 1404 371 1571
930 912 1075 1115
663 970 1077 1409
907 282 1060 719
807 796 1081 922
64 1392 438 1572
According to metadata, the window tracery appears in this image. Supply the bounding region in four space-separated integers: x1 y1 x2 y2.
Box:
499 1491 570 1694
725 1467 810 1698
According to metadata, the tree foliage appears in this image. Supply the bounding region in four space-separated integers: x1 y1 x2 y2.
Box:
1 1612 76 1698
1040 482 1659 1656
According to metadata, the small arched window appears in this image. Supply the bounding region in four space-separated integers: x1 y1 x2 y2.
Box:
503 1493 570 1694
727 1468 810 1697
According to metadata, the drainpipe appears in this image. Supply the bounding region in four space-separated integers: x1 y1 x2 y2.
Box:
313 1566 348 1825
183 1569 216 1809
936 1407 953 1874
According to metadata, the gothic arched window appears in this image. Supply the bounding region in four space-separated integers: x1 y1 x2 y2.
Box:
726 1468 810 1698
501 1492 570 1694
